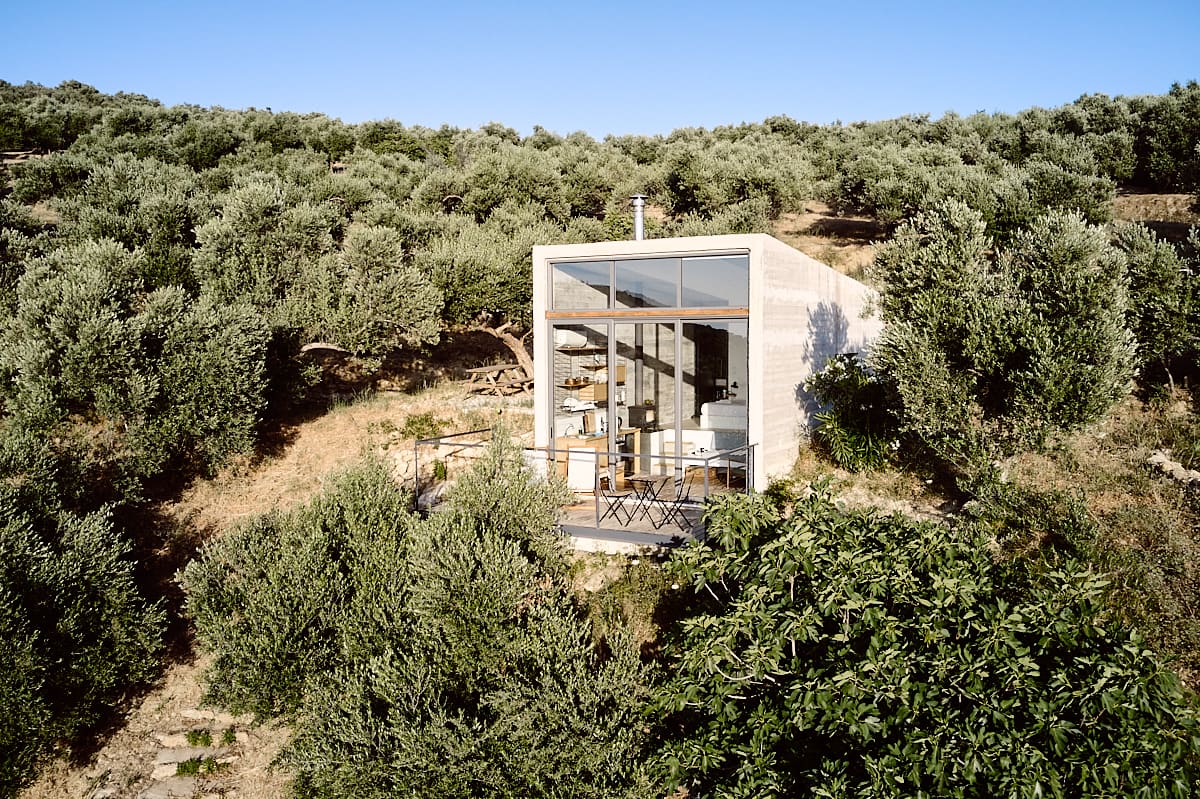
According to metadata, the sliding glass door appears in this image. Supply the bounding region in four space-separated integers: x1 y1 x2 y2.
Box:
550 318 747 487
613 321 676 477
681 319 748 454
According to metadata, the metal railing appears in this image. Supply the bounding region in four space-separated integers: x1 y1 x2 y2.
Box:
412 428 754 534
412 427 493 503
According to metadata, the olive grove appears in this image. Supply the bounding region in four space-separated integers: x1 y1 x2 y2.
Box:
2 77 1200 796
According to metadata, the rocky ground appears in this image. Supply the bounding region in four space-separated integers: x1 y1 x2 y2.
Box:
23 656 288 799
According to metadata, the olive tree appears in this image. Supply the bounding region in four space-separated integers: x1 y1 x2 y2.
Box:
0 458 163 797
192 179 336 314
183 443 653 799
868 201 1134 466
415 209 564 376
1113 222 1198 387
285 225 443 356
1 240 270 500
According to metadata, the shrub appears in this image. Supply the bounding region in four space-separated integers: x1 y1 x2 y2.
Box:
0 484 163 796
399 412 445 440
181 458 414 717
805 353 902 471
442 427 571 563
286 512 653 799
657 488 1200 798
0 596 50 798
869 201 1135 468
967 463 1200 677
185 729 213 747
184 440 653 798
0 243 271 500
283 225 443 356
1113 222 1198 388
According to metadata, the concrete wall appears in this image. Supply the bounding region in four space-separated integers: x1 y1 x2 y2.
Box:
753 236 882 487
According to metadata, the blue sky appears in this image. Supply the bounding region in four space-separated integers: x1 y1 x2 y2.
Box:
3 0 1197 137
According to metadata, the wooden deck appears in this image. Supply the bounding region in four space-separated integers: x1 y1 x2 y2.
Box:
556 467 745 547
411 430 748 548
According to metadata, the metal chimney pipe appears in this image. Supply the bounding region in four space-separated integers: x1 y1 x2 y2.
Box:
630 194 647 240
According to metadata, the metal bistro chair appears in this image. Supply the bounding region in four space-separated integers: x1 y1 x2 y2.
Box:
654 477 694 531
596 472 633 526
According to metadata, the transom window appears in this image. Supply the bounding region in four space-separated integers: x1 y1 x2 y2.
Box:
551 254 748 310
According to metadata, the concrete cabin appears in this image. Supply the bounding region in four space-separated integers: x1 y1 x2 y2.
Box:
532 233 882 520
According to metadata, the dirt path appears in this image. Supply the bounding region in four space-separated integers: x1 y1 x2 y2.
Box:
23 656 289 799
21 382 530 799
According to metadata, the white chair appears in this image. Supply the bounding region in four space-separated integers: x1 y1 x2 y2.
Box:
566 449 597 490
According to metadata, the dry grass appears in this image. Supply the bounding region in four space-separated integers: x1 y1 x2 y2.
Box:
1003 394 1187 497
787 443 953 522
1112 189 1200 243
772 201 884 279
1113 190 1200 224
162 382 530 538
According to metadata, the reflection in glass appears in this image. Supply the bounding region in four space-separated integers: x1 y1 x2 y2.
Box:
551 324 608 435
615 258 678 308
682 255 749 307
615 322 676 476
552 261 610 309
682 320 748 451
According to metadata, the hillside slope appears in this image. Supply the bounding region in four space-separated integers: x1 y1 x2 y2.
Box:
21 195 1199 798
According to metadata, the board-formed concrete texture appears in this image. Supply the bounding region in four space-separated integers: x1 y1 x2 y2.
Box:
532 234 882 490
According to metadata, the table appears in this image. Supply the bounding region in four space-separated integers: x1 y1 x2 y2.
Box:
465 364 529 395
626 472 673 526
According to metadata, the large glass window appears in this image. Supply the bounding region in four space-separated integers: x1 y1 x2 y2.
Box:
551 252 748 310
681 320 748 448
547 317 747 490
682 255 749 307
551 323 610 490
552 261 609 309
615 322 676 476
614 258 678 308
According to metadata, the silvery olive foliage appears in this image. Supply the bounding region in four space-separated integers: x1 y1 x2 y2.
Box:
868 201 1135 466
183 443 653 799
3 78 1200 798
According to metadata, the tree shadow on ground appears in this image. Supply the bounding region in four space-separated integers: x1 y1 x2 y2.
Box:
805 215 891 243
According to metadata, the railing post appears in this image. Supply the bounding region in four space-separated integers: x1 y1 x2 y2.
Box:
413 439 419 507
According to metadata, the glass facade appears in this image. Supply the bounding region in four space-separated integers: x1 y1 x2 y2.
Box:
682 255 749 307
614 258 677 308
548 253 749 486
551 261 610 309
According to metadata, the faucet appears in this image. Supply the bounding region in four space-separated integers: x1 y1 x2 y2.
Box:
564 423 577 437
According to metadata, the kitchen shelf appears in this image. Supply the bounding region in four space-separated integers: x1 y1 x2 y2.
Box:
555 345 606 354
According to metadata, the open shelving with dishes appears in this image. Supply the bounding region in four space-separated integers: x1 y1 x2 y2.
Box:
553 344 626 431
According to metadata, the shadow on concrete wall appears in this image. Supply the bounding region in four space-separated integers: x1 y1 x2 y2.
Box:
794 301 850 418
